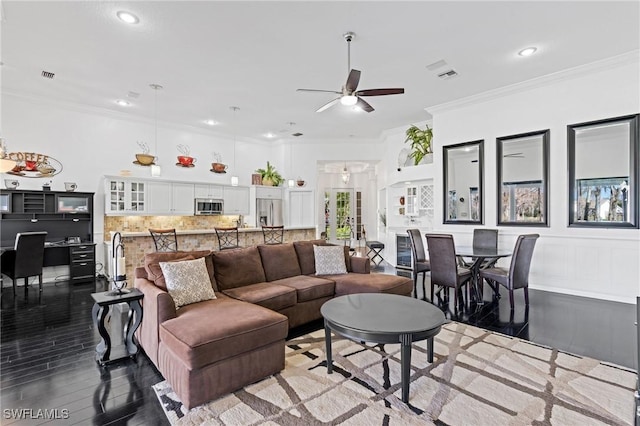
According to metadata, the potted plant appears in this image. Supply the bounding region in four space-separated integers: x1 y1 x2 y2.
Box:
404 124 433 165
255 161 284 186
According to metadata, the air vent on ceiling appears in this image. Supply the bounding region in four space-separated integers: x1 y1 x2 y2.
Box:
41 70 55 79
437 69 458 80
127 91 140 99
292 132 303 137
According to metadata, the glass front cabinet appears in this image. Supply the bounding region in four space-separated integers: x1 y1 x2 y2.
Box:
105 178 146 214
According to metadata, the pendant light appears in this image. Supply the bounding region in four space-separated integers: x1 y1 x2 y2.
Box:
150 83 163 177
341 162 350 184
287 122 296 188
230 106 240 186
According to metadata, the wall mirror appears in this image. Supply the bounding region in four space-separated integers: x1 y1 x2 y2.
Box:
496 130 549 226
443 140 484 224
568 113 638 228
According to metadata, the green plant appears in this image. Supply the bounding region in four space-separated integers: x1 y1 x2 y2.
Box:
255 161 284 186
404 124 433 165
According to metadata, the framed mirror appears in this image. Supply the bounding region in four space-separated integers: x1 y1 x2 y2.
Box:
568 114 638 228
443 140 484 224
496 130 549 226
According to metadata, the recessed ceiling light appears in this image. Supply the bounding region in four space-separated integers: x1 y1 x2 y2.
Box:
204 119 217 126
117 11 139 24
115 99 130 106
518 47 537 57
264 133 276 139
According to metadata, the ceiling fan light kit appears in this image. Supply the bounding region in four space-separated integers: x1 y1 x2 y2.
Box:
297 31 404 113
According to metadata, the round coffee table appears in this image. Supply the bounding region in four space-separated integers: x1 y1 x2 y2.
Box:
321 293 445 403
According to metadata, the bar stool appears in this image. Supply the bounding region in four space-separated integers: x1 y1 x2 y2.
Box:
149 229 178 252
262 225 284 245
215 227 240 250
365 240 385 266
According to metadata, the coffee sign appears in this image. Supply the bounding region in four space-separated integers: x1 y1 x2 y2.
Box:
6 152 63 178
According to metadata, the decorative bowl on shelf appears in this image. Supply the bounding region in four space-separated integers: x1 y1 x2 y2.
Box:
296 180 305 187
135 153 155 165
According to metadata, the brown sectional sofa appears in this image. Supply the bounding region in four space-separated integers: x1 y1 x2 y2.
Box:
134 239 412 409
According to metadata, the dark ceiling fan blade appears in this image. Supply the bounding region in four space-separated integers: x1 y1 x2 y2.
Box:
345 69 361 93
356 88 405 97
316 97 341 113
297 89 342 94
356 97 374 113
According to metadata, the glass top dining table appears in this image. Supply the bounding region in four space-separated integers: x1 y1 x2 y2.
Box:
454 246 513 304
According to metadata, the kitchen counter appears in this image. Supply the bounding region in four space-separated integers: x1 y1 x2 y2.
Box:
104 226 317 279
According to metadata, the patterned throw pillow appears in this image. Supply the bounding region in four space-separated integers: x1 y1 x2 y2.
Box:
159 257 216 309
313 245 347 275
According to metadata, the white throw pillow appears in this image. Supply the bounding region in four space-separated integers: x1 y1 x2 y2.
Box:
160 257 216 309
314 245 347 275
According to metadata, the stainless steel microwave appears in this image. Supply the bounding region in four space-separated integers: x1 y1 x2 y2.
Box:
194 199 223 215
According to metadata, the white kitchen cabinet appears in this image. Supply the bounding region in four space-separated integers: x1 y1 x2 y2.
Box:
256 186 283 200
194 184 224 199
405 186 419 216
223 186 250 215
147 181 195 215
287 189 314 227
105 178 147 215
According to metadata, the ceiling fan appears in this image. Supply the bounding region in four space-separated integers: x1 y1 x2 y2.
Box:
297 32 404 113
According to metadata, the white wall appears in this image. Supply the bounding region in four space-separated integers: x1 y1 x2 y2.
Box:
426 56 640 303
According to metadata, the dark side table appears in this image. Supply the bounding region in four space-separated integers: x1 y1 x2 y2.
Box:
91 288 144 366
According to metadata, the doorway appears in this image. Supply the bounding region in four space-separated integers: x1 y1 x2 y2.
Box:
323 189 362 246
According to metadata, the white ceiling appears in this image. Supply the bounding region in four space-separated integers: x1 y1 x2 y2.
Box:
2 1 639 142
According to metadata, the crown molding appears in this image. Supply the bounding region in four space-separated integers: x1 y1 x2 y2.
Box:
426 50 640 115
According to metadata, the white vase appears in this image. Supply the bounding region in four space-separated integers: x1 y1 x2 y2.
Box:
420 154 434 165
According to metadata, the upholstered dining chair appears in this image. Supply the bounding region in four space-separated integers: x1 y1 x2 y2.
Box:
215 227 240 250
458 229 499 267
149 228 178 252
262 225 284 245
425 233 473 313
407 229 431 300
479 234 539 311
1 231 48 295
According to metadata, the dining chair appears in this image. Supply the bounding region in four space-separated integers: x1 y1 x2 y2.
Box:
1 231 48 295
459 229 498 266
407 229 431 300
149 228 178 252
479 234 539 311
425 233 473 313
262 225 284 245
215 227 240 250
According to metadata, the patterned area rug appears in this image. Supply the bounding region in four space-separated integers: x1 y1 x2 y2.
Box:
153 322 635 425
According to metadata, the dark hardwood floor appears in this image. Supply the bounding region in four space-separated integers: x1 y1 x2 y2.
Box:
1 266 636 425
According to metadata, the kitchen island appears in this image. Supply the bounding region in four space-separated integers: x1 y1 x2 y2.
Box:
105 227 316 279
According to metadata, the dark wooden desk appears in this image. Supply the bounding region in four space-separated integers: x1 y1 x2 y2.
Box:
0 242 96 284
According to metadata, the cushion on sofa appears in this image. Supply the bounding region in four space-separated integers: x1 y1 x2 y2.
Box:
257 243 302 281
160 257 217 309
293 239 330 275
325 272 414 297
222 282 297 311
145 250 216 291
160 295 288 370
270 275 335 302
314 245 347 275
212 246 266 290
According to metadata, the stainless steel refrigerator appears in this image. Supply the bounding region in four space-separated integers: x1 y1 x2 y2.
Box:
256 198 284 227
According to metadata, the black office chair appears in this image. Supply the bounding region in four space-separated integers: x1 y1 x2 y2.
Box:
479 234 539 311
425 233 473 314
407 229 431 300
215 227 240 250
149 228 178 252
262 225 284 245
1 231 48 295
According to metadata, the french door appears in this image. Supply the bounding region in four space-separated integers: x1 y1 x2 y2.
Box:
323 189 362 244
